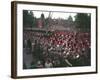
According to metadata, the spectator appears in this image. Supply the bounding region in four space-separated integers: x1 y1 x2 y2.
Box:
45 59 53 68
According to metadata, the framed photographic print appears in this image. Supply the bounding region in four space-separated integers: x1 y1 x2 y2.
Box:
11 1 98 78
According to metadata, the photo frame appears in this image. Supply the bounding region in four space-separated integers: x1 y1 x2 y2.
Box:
11 1 98 78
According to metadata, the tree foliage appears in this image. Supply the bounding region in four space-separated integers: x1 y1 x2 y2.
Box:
74 13 91 32
23 10 37 28
67 15 73 27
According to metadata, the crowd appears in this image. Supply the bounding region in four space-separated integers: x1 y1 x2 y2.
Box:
23 30 91 69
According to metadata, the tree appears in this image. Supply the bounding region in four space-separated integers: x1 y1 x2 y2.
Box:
67 15 73 27
74 13 91 32
23 10 37 28
29 11 37 28
68 15 73 22
23 10 29 27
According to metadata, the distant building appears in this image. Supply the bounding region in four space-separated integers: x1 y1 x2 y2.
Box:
38 19 43 28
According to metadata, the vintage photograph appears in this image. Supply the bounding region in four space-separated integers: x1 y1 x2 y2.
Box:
11 1 97 78
23 10 91 69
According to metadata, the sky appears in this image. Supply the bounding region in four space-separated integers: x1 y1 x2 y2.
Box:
29 10 77 21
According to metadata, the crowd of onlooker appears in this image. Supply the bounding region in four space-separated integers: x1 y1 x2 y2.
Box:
23 30 91 69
